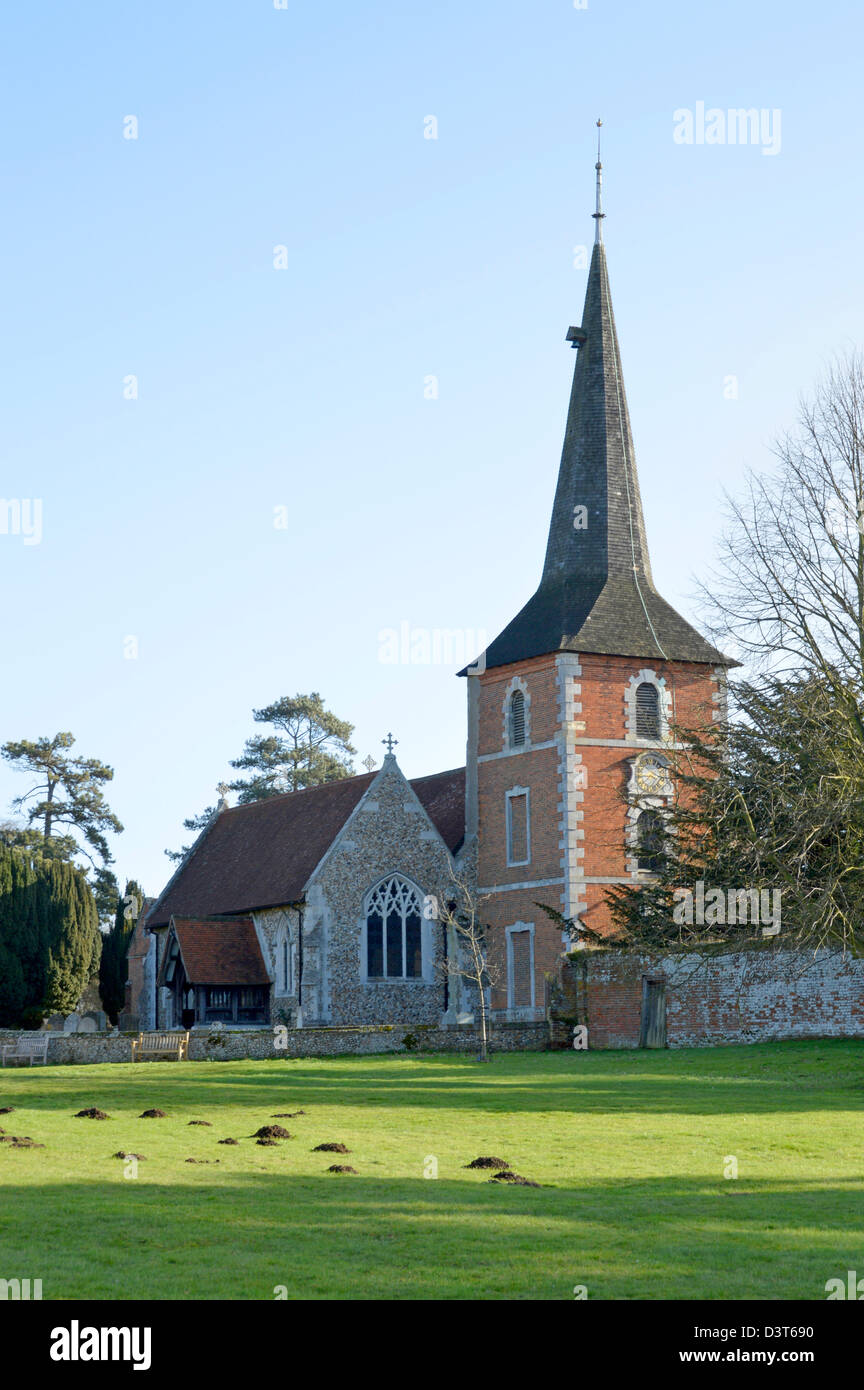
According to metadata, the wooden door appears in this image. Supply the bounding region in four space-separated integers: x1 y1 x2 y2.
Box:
640 977 666 1048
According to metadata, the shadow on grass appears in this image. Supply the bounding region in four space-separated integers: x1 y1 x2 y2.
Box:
0 1171 862 1300
2 1040 864 1120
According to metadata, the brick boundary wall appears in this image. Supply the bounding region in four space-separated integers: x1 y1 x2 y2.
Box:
0 1022 548 1066
552 947 864 1048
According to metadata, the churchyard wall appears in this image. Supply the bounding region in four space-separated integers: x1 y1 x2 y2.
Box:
550 946 864 1048
0 1021 547 1066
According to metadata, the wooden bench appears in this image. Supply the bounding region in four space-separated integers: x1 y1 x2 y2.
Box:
2 1034 50 1067
131 1031 190 1062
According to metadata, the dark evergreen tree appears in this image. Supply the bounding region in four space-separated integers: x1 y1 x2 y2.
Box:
92 867 120 927
599 674 864 954
99 879 143 1024
0 844 101 1025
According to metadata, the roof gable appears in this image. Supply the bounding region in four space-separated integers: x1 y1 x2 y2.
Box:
157 916 270 987
147 766 465 927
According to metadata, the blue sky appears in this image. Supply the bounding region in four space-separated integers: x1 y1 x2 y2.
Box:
1 0 861 895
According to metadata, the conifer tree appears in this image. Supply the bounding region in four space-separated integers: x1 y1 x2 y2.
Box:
1 732 123 868
0 845 101 1025
229 693 356 800
99 879 143 1023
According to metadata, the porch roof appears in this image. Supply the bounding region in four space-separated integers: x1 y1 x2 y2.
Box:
159 916 272 988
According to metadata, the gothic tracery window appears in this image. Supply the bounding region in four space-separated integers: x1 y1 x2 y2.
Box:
365 876 423 980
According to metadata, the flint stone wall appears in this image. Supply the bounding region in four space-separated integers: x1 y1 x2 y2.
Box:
0 1022 547 1065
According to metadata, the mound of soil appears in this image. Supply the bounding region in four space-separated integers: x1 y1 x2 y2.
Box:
112 1151 146 1161
74 1107 110 1120
187 1120 212 1127
253 1125 291 1140
0 1136 44 1148
217 1138 239 1146
272 1111 305 1118
465 1156 509 1170
0 1106 15 1114
185 1157 220 1164
256 1138 278 1146
327 1164 357 1174
313 1142 350 1154
488 1171 540 1187
139 1109 167 1118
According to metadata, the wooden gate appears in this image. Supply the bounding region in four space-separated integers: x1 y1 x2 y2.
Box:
640 976 667 1048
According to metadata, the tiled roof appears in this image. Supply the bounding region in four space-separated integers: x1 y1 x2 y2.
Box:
472 241 735 672
147 766 465 928
162 916 271 987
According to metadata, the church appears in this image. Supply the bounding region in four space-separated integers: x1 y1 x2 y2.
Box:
128 156 732 1034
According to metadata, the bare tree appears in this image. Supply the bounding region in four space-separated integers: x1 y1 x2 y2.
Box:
601 353 864 955
702 351 864 736
433 871 500 1062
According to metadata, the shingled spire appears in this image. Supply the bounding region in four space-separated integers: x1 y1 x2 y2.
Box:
478 145 730 671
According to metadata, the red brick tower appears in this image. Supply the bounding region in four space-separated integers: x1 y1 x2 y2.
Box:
462 151 733 1020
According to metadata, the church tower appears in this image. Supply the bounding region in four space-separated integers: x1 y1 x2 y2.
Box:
463 141 733 1021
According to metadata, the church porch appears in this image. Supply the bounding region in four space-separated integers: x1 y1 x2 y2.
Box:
156 915 272 1030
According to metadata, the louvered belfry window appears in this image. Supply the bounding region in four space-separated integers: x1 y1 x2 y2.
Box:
635 682 661 740
509 689 526 746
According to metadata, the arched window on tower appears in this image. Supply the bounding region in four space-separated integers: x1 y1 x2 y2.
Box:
636 808 665 874
509 689 526 747
365 876 424 980
635 682 661 740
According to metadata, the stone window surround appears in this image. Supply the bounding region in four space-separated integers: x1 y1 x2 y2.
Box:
505 785 531 868
360 873 433 984
505 921 536 1011
624 668 672 743
501 674 531 751
624 767 672 880
274 922 293 996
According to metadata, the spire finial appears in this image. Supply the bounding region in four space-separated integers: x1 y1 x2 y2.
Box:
592 118 605 245
382 732 398 756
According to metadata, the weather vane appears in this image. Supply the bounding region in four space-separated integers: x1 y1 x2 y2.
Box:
382 733 398 756
592 117 605 243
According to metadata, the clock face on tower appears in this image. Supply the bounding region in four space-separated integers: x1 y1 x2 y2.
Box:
634 754 669 795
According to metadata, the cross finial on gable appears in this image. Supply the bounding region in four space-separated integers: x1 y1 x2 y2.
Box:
362 755 377 773
216 781 230 812
382 733 398 756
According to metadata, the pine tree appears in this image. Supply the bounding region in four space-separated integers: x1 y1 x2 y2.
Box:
229 693 356 800
1 732 123 868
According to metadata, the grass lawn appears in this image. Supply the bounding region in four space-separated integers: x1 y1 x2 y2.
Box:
1 1040 863 1300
